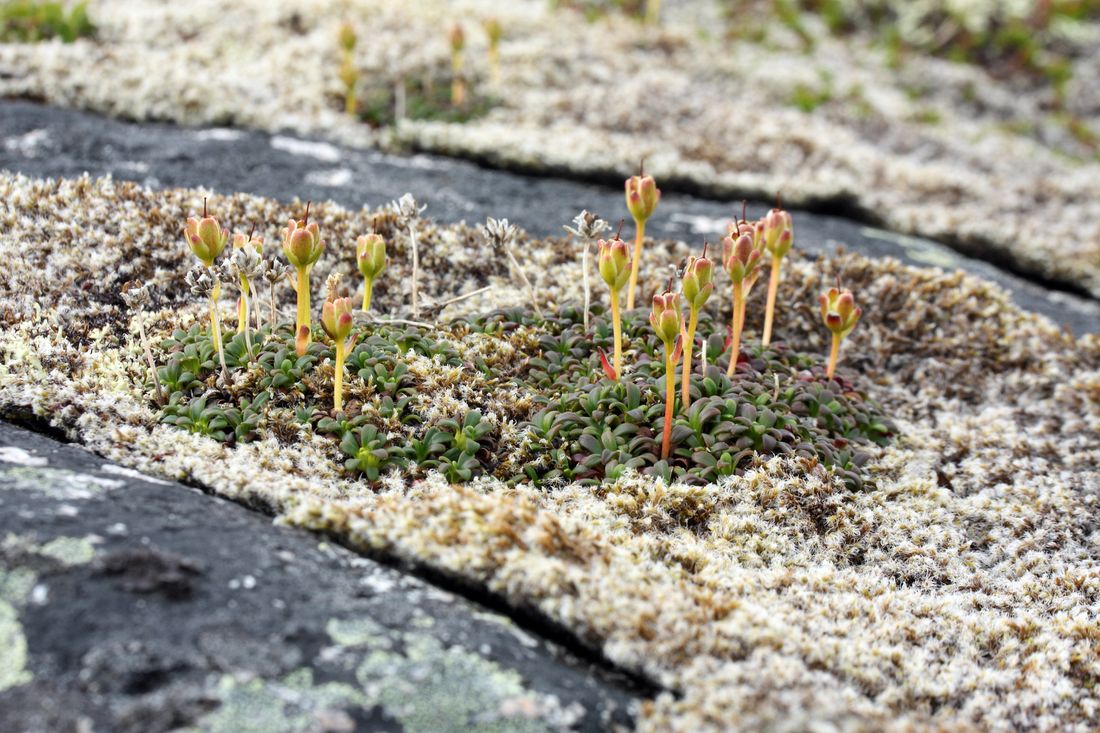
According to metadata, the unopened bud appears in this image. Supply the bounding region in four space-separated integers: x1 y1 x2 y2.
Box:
597 237 631 291
356 233 387 281
282 218 324 269
649 291 683 346
184 214 229 266
321 296 355 344
722 234 761 285
819 287 861 338
625 173 660 223
681 254 714 309
763 208 793 258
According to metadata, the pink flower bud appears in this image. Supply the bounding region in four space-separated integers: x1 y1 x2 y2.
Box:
764 208 793 258
625 174 660 223
819 287 861 338
722 234 761 285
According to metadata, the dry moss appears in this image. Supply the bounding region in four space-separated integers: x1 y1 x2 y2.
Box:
1 172 1099 731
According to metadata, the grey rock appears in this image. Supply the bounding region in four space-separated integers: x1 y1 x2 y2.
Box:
0 422 638 732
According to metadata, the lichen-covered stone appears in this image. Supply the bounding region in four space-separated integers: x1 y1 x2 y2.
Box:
1 173 1098 731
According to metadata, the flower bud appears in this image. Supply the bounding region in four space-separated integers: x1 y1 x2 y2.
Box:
232 231 264 253
625 174 660 223
649 291 683 347
681 254 714 310
184 215 229 266
322 296 355 344
356 234 386 281
449 23 465 53
597 237 631 291
483 18 502 46
763 208 793 258
338 21 356 53
819 287 861 338
282 218 324 269
722 234 761 285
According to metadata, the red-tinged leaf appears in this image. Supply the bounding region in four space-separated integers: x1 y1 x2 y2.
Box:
724 323 733 350
598 348 617 381
671 334 684 364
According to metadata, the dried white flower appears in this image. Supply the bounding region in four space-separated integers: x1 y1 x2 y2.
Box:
228 245 265 281
261 257 291 285
185 265 221 297
563 210 609 241
120 281 151 309
482 217 519 249
391 193 426 224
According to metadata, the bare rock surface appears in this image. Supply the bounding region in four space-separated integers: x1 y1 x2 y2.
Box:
0 421 639 733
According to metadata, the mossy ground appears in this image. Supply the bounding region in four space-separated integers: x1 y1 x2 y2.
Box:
2 173 1099 731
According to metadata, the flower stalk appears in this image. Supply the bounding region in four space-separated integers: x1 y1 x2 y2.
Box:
322 290 356 412
449 23 466 107
392 194 426 319
281 203 325 355
229 229 264 359
338 21 359 115
819 285 862 379
761 198 793 346
650 290 683 460
722 223 762 376
484 18 502 87
484 217 541 317
624 163 660 310
564 210 610 332
183 199 230 381
679 244 714 408
356 233 386 312
597 223 631 380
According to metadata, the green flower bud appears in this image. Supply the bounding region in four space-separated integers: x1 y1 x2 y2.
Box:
322 296 355 345
483 17 502 46
356 233 386 281
649 291 683 347
597 237 631 291
819 287 861 338
184 215 228 266
681 254 714 310
232 231 263 254
282 218 324 269
625 174 660 224
450 23 465 52
338 21 356 53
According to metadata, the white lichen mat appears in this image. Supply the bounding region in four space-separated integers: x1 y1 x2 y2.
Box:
1 0 1099 298
1 173 1099 731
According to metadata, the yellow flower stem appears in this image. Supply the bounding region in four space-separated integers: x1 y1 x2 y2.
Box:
209 282 229 383
237 277 248 334
626 218 646 310
726 281 744 377
680 306 699 408
827 333 841 380
295 266 311 349
362 278 373 312
610 289 623 380
334 340 346 412
762 255 782 346
661 344 675 460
